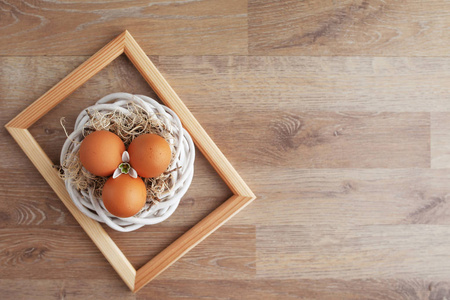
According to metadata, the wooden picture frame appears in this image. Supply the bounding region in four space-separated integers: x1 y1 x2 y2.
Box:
5 31 256 293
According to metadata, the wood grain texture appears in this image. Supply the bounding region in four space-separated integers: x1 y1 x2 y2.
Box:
2 56 449 113
2 279 450 300
257 225 450 279
431 113 450 169
205 111 430 169
0 0 247 56
232 168 450 226
0 226 254 281
136 279 450 300
249 0 450 56
6 32 125 129
2 1 450 298
158 55 450 113
0 227 123 280
118 225 255 280
1 53 448 297
0 280 135 300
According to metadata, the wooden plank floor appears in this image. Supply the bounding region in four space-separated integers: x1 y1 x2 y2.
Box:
1 1 450 299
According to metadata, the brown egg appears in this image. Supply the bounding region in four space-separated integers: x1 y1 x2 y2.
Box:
79 131 125 177
102 175 147 218
128 134 171 178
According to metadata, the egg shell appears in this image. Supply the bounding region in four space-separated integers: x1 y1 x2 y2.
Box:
79 131 125 177
102 175 147 218
128 134 171 178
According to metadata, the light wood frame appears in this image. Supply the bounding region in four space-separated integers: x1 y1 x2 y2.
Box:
5 31 256 293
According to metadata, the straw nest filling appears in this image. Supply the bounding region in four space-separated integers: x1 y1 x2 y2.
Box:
59 103 177 207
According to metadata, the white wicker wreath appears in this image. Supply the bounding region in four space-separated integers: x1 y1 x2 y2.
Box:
60 93 195 232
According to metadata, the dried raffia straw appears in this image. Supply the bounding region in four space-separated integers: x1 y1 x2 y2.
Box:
59 93 195 232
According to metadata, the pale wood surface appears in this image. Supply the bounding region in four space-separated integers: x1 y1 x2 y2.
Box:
2 1 450 299
0 0 247 56
6 32 126 129
249 0 450 56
